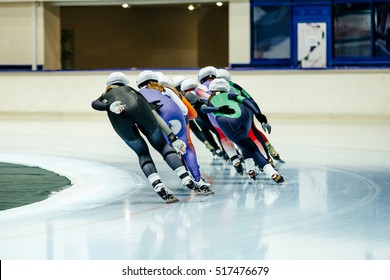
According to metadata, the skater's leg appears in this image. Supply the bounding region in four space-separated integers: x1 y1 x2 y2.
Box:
124 135 179 203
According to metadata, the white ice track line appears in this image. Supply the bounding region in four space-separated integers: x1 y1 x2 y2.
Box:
0 152 145 223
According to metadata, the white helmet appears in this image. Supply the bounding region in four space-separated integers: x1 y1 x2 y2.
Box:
156 72 174 87
106 71 129 86
180 78 199 92
136 70 159 88
216 69 231 82
209 78 230 93
172 75 186 88
198 66 217 83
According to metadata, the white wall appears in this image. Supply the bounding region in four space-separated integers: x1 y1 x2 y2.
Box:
0 2 44 66
0 70 389 121
229 1 250 64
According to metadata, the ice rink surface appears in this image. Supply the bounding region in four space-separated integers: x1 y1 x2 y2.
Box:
0 118 389 260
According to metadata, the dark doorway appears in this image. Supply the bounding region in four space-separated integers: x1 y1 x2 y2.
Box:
60 3 228 70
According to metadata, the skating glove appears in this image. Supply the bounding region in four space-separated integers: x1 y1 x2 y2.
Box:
149 100 163 112
168 133 187 155
255 113 271 134
109 101 126 114
261 122 272 134
218 105 235 115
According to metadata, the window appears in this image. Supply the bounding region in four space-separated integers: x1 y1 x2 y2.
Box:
247 0 390 69
374 2 390 57
252 6 291 60
333 3 371 57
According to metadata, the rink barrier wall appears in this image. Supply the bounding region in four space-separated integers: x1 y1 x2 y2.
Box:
0 69 389 122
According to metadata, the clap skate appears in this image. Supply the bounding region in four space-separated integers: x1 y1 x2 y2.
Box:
196 178 214 195
216 149 224 157
271 173 284 184
234 162 244 176
183 178 204 194
183 178 197 191
266 143 285 163
184 178 214 195
248 169 257 181
244 158 257 181
271 151 285 163
157 188 179 203
262 163 284 184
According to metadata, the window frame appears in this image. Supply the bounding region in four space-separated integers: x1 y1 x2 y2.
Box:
242 0 390 69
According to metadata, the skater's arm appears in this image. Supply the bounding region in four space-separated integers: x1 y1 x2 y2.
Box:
228 93 271 133
232 82 251 99
91 97 108 111
152 110 171 135
184 91 205 112
232 83 261 111
151 110 187 154
200 104 218 113
200 104 235 115
195 85 210 101
228 93 261 115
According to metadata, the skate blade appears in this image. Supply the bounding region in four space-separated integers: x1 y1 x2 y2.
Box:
164 197 179 203
195 190 215 196
279 180 287 188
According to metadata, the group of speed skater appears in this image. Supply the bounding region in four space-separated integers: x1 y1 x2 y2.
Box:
91 66 285 204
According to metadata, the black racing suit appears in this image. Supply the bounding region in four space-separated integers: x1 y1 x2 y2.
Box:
92 85 183 177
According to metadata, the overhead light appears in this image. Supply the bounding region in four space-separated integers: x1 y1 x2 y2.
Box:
188 4 195 11
216 2 223 7
122 3 130 9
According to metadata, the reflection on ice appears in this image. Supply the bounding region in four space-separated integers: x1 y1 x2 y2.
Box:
0 120 389 260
